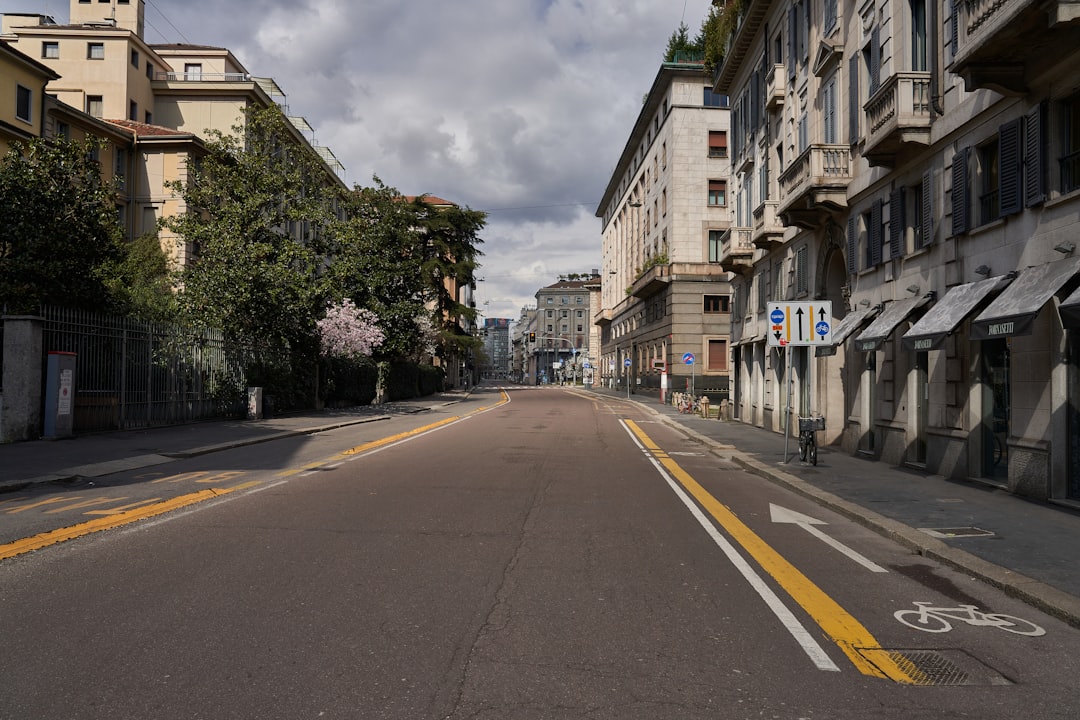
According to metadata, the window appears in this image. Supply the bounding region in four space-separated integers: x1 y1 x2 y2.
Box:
708 130 728 158
977 139 1000 226
704 88 728 107
56 121 70 139
822 75 838 144
795 245 809 295
115 148 127 189
146 61 154 79
708 229 724 263
86 95 104 118
707 340 729 372
42 41 59 59
15 85 32 123
773 262 785 301
704 295 730 314
708 179 727 206
145 110 153 124
951 147 971 236
1062 95 1080 194
824 0 838 35
129 100 138 122
88 42 105 60
184 63 202 80
131 49 139 68
911 0 928 71
575 296 583 304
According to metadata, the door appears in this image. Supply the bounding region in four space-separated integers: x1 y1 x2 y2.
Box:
1068 334 1080 498
981 339 1010 482
911 351 928 465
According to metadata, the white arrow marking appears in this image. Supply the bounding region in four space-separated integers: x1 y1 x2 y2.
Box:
770 504 888 573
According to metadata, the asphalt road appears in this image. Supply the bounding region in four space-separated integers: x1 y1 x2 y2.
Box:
2 387 1080 719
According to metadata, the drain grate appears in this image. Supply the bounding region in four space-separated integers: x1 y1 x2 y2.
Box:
859 648 1013 686
918 526 995 538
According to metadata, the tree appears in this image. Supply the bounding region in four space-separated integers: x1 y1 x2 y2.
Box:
0 136 124 314
663 21 701 63
700 0 742 75
317 299 384 359
105 230 179 322
164 105 342 356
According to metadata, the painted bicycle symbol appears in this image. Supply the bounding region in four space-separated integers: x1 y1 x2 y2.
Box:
894 602 1045 636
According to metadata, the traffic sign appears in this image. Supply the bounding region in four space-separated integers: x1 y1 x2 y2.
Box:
766 301 833 347
683 352 695 365
623 358 632 367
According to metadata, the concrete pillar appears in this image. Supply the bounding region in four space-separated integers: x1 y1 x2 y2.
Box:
1 316 44 443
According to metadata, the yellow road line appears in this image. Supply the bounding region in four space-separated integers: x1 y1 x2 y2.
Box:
0 488 236 562
624 420 921 684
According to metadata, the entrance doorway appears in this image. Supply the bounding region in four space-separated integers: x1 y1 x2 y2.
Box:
1068 334 1080 499
911 351 929 465
981 339 1010 483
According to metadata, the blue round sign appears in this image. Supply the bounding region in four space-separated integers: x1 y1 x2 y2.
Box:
815 321 830 337
683 352 695 365
770 308 785 324
623 358 632 367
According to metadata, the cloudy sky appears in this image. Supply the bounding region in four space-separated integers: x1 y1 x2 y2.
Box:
5 0 715 321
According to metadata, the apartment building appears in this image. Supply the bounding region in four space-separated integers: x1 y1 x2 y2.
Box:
530 277 599 384
2 0 345 267
596 60 733 397
714 0 1080 502
0 39 57 154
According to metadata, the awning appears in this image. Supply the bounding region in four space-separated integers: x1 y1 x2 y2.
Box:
970 256 1080 340
814 304 880 356
900 275 1013 351
853 294 933 352
1059 285 1080 329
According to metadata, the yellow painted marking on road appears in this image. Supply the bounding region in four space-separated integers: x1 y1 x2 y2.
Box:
195 471 246 484
5 496 74 514
151 471 209 484
226 480 263 492
45 497 127 514
341 416 462 456
624 420 921 684
85 499 164 516
0 488 236 562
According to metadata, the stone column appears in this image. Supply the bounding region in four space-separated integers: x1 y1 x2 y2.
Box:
1 316 44 443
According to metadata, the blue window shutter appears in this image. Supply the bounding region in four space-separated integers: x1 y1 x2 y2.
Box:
999 118 1023 217
1025 102 1046 207
847 215 858 274
951 147 970 237
871 199 883 266
890 187 905 258
869 26 881 96
921 169 934 248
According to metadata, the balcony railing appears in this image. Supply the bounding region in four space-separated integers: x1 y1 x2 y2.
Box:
751 200 785 249
777 145 852 227
156 72 252 82
719 227 754 272
953 0 1080 95
765 63 785 111
863 72 932 166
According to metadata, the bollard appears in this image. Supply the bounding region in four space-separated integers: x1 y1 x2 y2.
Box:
700 396 709 419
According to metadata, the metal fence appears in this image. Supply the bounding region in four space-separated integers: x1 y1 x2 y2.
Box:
41 307 271 433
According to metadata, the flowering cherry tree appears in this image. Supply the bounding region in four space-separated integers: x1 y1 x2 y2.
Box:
317 299 385 359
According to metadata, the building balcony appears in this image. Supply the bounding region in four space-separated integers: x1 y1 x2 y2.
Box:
751 200 785 249
629 263 670 299
719 227 754 273
952 0 1080 95
765 64 786 111
777 144 852 229
863 72 932 167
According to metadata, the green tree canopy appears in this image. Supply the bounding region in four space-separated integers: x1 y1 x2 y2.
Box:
0 136 124 314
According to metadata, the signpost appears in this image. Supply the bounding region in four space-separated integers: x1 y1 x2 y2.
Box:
683 352 696 396
623 357 632 399
766 302 834 463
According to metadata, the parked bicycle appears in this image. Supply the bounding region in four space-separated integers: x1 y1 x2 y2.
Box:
797 415 825 465
894 602 1045 636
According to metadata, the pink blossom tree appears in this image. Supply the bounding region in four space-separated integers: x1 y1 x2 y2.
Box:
317 299 385 359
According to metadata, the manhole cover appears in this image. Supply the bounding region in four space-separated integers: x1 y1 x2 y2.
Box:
918 526 995 538
859 648 1012 686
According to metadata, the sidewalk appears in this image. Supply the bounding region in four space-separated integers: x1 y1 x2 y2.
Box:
592 386 1080 628
0 391 471 492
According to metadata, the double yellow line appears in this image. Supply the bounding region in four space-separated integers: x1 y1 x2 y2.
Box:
624 420 924 684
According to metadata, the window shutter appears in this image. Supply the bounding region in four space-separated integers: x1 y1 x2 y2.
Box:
950 0 959 61
871 199 883 266
788 9 797 79
921 169 934 248
847 215 858 274
849 56 860 144
951 147 970 237
890 187 905 259
1025 102 1046 207
869 26 881 96
999 118 1023 217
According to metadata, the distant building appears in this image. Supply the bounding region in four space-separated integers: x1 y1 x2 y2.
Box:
531 276 600 384
596 59 733 397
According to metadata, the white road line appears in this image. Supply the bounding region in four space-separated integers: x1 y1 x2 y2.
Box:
621 421 840 672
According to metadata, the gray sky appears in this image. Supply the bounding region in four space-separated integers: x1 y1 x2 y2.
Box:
4 0 715 321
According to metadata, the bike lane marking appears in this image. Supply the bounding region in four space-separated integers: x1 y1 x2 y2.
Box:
622 419 922 684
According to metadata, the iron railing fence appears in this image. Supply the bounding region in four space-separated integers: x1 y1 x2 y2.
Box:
41 306 279 433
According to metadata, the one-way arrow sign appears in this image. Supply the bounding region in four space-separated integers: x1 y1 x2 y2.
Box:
769 504 888 573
